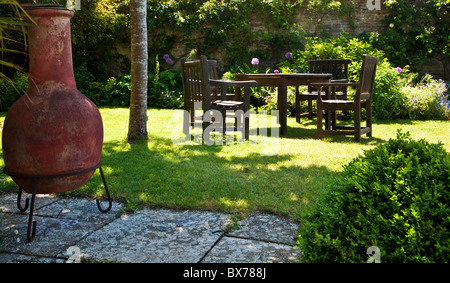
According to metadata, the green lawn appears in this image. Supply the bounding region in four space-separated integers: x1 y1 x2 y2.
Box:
1 108 449 221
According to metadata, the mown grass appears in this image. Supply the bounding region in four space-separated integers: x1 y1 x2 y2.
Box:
1 108 449 221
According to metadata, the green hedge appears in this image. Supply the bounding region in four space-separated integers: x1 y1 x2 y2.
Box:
297 130 450 263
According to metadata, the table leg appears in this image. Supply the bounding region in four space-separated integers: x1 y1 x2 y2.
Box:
277 79 287 135
325 86 331 130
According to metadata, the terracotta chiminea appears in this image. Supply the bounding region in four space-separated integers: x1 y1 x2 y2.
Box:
2 5 111 242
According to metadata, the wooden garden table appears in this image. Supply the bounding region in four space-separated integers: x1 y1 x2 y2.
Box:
234 73 332 135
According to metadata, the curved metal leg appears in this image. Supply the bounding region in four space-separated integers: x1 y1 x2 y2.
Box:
96 166 112 213
27 178 38 242
17 188 30 212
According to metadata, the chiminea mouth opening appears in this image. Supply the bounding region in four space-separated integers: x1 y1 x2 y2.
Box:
21 3 68 10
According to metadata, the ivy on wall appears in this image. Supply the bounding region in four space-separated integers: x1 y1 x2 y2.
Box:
12 0 358 77
368 0 450 79
146 0 357 69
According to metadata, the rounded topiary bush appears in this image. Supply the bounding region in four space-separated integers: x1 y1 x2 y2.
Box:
297 130 450 263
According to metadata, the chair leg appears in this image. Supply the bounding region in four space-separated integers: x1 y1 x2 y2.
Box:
354 108 361 142
295 94 300 123
307 100 313 118
331 110 337 130
317 105 323 140
366 103 372 137
244 113 249 140
183 109 191 136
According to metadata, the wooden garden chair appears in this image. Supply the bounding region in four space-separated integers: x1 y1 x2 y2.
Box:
295 59 351 122
310 55 379 142
181 55 258 140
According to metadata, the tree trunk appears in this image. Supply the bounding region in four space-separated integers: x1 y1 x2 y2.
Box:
127 0 148 143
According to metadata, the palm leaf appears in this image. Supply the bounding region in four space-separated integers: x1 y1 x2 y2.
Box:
0 0 36 80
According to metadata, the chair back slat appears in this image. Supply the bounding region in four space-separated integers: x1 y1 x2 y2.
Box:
181 57 212 113
207 60 220 100
308 59 351 93
208 60 219 79
308 59 351 80
357 55 379 101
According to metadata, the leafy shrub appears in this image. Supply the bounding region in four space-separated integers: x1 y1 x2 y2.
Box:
0 72 28 111
280 32 384 75
402 75 449 120
148 59 183 109
107 74 131 107
70 0 129 80
371 60 408 120
74 60 183 109
375 0 450 79
297 130 450 263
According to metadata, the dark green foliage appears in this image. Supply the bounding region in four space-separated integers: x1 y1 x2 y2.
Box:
0 72 28 111
297 130 450 263
72 63 182 109
70 0 129 80
374 0 450 79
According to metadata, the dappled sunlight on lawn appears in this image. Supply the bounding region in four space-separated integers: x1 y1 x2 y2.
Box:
0 108 448 220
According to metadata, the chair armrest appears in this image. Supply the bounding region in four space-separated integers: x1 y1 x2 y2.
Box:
209 79 257 105
312 82 359 101
310 82 359 88
330 79 348 83
210 79 258 88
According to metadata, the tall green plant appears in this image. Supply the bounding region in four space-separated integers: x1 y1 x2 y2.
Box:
70 0 129 80
0 0 35 81
375 0 450 79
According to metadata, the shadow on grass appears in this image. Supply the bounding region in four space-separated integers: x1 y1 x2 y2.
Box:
58 133 335 220
284 118 387 146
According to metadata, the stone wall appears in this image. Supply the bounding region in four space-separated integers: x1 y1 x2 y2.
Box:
294 0 388 37
124 0 445 78
166 0 389 70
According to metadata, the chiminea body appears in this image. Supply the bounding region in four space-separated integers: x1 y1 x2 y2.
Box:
2 6 104 194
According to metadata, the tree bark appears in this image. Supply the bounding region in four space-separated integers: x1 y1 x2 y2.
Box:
127 0 148 143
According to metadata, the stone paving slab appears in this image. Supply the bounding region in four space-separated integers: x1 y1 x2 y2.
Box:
0 193 301 263
74 209 231 263
228 213 299 245
0 193 58 213
202 236 301 263
0 193 123 261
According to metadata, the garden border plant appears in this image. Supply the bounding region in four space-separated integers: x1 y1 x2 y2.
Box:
369 0 450 80
297 130 450 263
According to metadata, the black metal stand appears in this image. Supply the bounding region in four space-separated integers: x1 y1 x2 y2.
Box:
4 161 111 242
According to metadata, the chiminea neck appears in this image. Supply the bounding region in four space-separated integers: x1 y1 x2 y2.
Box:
26 7 76 89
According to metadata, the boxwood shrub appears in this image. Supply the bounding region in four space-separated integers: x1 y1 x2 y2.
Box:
297 130 450 263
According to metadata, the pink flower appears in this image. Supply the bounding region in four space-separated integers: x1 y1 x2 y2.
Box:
274 69 279 73
163 54 170 60
251 58 259 65
285 52 292 58
396 67 402 73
